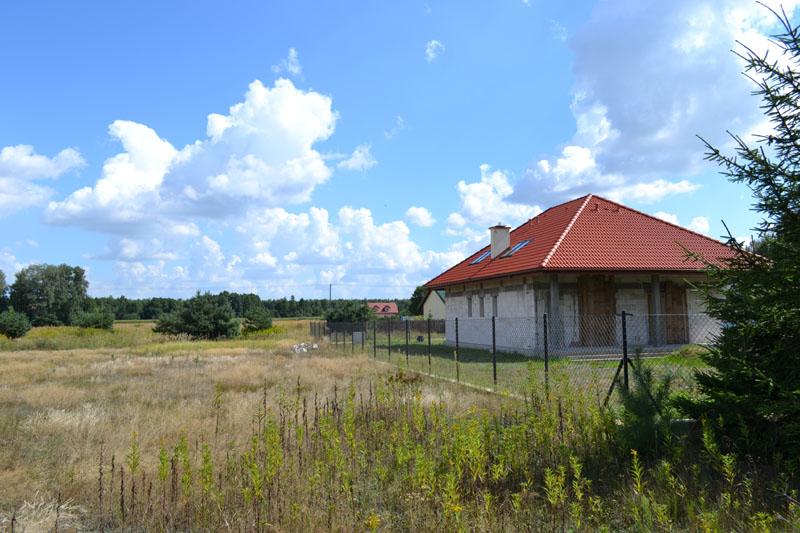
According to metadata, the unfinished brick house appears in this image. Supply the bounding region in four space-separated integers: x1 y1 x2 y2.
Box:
424 194 736 355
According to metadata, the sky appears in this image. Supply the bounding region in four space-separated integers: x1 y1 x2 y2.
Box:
0 0 795 299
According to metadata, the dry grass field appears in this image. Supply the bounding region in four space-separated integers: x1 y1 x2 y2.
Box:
0 319 506 530
1 319 797 531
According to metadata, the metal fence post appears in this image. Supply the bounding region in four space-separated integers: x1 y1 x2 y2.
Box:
491 316 497 387
387 319 392 361
543 313 550 400
427 318 432 373
405 320 410 367
622 310 629 392
351 323 354 353
455 317 460 382
373 321 377 358
362 321 366 351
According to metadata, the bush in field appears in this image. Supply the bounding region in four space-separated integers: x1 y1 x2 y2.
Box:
617 356 677 459
0 309 31 339
242 307 273 334
324 301 376 322
154 292 240 339
75 310 115 330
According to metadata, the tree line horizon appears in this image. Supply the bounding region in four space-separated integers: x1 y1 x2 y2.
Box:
0 263 417 326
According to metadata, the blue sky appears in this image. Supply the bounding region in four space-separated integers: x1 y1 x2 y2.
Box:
0 0 793 299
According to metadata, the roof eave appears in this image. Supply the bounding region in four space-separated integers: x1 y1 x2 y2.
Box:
426 266 715 289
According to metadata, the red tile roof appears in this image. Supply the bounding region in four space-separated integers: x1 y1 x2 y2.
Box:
425 194 736 289
367 302 399 315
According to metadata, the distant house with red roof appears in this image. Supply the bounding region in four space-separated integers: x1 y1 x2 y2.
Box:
367 301 399 318
425 194 735 354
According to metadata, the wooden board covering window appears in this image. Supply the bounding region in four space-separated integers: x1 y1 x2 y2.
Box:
664 281 688 344
578 275 616 346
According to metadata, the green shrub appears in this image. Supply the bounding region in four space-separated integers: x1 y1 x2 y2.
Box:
242 307 273 334
617 356 678 459
75 310 115 330
0 309 32 339
324 301 376 322
154 292 240 340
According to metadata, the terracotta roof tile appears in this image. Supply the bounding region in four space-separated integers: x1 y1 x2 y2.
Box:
367 301 399 314
425 194 736 289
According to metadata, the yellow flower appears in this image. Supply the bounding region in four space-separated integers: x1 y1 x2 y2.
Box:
364 512 382 531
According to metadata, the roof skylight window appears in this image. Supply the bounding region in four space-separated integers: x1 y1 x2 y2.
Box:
501 240 530 257
470 250 491 264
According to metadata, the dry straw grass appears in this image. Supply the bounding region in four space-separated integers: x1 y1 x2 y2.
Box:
0 319 503 527
1 319 798 531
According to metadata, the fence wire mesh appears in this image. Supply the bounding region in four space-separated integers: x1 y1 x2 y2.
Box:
310 312 715 403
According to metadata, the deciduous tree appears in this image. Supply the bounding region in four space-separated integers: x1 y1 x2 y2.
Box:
10 264 88 326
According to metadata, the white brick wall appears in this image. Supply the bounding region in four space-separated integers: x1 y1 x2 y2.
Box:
443 276 720 354
686 288 721 344
615 288 649 346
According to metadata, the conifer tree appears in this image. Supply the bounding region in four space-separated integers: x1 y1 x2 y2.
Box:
682 8 800 459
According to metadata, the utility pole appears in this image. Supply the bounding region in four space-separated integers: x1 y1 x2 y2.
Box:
329 283 332 302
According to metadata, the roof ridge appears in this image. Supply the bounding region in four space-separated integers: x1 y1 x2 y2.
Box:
422 194 592 288
541 193 593 268
530 193 591 221
589 193 730 247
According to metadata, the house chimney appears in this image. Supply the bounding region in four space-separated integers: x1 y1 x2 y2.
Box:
489 223 510 258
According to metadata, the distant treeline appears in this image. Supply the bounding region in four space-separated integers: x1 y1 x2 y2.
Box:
0 263 412 326
86 293 411 320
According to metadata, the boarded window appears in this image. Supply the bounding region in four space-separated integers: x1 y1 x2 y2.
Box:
664 282 688 344
479 296 485 318
467 296 473 318
578 274 616 346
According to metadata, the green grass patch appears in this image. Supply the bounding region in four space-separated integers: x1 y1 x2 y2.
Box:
334 334 706 398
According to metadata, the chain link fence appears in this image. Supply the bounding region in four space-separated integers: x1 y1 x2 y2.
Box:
310 312 717 403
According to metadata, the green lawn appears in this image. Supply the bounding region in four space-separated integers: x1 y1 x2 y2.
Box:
326 329 705 401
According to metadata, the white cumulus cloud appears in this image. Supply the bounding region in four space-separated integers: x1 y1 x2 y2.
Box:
688 216 711 234
405 206 436 227
0 145 85 217
337 144 377 171
649 211 711 234
0 145 84 180
46 78 337 237
653 211 679 224
513 0 799 207
449 164 540 230
232 205 464 297
603 180 699 204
